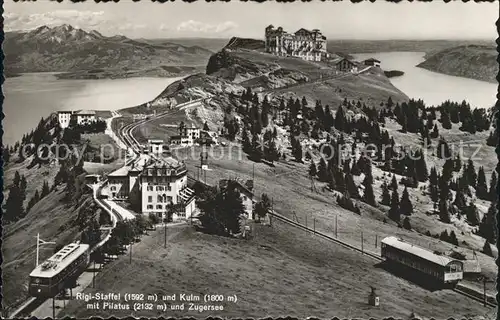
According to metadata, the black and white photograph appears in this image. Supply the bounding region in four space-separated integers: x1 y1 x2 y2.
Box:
2 1 499 319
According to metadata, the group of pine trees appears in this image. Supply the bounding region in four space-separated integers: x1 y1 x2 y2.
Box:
380 175 414 223
3 170 52 223
230 88 497 248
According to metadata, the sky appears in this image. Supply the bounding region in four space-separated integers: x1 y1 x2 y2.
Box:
4 1 498 40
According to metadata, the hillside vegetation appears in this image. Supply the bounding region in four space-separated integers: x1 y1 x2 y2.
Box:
417 45 497 83
2 114 125 312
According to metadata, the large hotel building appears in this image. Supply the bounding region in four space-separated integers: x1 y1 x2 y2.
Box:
264 25 329 62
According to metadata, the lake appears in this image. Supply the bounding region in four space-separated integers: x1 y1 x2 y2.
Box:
353 52 497 110
3 73 183 146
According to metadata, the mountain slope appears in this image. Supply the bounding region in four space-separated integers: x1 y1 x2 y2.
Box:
417 45 497 83
4 24 214 79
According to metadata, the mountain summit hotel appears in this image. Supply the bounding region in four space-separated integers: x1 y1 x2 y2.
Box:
264 25 329 62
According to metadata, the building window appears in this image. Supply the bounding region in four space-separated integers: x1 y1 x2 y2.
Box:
110 186 116 191
147 205 153 210
147 185 153 191
157 195 163 203
167 196 172 202
148 196 153 203
156 205 163 210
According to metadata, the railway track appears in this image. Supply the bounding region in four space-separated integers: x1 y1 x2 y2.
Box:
186 175 497 308
453 287 496 308
117 98 498 310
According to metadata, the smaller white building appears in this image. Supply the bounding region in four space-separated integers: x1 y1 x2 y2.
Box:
72 110 97 126
57 111 73 129
364 58 381 68
148 139 165 155
170 125 201 147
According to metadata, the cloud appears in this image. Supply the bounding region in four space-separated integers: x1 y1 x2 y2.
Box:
176 20 238 34
4 10 106 31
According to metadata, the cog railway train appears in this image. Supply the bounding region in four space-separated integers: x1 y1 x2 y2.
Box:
29 243 90 297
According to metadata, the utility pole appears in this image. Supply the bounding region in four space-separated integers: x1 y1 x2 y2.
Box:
335 215 338 238
52 297 55 319
129 243 132 264
93 259 96 288
375 235 378 248
483 277 487 307
361 232 364 254
35 233 56 268
164 223 167 248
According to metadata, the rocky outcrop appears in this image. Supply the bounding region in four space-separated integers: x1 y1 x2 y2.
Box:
224 37 265 50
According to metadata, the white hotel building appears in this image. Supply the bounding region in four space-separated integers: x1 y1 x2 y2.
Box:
57 110 97 128
103 155 196 221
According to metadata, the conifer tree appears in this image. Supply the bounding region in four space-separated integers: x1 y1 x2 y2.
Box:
430 124 439 138
390 174 398 191
345 172 360 199
388 189 400 222
318 157 328 182
4 177 25 222
380 181 391 205
436 137 452 159
350 159 361 176
465 201 480 226
453 188 467 213
486 129 498 147
479 201 497 244
13 171 21 188
309 161 317 178
442 159 454 182
242 129 252 154
438 175 450 202
488 171 497 202
400 186 413 216
482 240 493 257
449 230 459 245
439 199 451 223
335 171 346 194
476 167 488 200
3 146 10 164
334 106 346 132
440 111 452 129
363 177 376 206
251 134 262 162
20 175 27 202
403 217 412 230
415 149 429 182
465 159 477 188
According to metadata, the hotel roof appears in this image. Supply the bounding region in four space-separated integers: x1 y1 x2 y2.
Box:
144 156 184 169
148 139 164 144
108 166 131 177
74 110 96 115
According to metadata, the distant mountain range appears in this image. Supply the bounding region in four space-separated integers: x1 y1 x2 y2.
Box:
4 24 214 79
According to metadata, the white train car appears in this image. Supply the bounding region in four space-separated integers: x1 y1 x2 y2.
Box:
29 243 90 297
381 236 463 286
